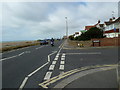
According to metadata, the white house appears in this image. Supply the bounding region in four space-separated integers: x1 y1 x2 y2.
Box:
74 32 82 38
104 17 120 38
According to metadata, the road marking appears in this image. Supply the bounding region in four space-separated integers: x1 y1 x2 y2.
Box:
66 52 101 55
36 46 44 49
61 57 65 60
44 72 52 80
49 65 55 70
52 61 57 65
19 47 58 89
59 41 65 48
54 57 58 61
56 55 59 58
48 51 57 62
60 61 65 64
19 77 28 89
0 52 25 61
59 65 64 70
61 55 65 58
19 62 49 90
62 53 65 56
57 54 59 56
28 62 49 77
39 64 117 88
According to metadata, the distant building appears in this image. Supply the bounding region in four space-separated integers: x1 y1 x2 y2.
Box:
104 17 120 38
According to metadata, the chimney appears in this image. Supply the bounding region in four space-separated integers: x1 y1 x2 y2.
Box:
98 20 100 23
109 18 113 22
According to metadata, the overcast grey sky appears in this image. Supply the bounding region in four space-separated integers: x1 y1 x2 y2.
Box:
1 2 118 41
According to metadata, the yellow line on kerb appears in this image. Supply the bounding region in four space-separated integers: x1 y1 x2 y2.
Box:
39 64 117 88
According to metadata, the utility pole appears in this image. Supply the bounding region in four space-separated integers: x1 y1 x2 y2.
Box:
65 17 68 38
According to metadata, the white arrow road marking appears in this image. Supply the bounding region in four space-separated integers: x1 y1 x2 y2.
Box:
44 72 52 80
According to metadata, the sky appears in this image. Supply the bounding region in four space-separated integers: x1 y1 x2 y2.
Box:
1 1 118 41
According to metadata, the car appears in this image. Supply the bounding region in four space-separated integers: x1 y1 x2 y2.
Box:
40 40 49 45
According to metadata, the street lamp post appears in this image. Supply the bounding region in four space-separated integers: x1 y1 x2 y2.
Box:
65 17 68 38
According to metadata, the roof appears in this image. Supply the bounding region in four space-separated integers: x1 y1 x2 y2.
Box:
75 32 79 34
85 26 95 30
99 24 104 27
104 17 120 25
81 30 87 33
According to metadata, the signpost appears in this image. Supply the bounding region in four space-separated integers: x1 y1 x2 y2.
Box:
92 40 100 46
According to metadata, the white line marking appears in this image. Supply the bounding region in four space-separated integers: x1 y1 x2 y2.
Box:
48 51 57 62
49 65 55 70
36 46 44 49
60 61 65 64
28 62 49 77
59 65 64 70
56 55 59 58
19 52 25 56
52 61 57 65
54 57 58 61
44 72 52 80
62 53 65 56
19 77 28 89
0 52 25 61
61 55 65 58
61 58 65 60
57 54 59 56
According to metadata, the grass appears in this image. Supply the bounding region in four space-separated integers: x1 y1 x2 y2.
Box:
1 42 40 53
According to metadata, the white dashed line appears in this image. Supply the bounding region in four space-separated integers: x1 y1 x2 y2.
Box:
36 46 44 50
44 72 52 80
56 55 59 58
60 61 65 64
62 53 65 56
54 57 58 60
61 57 65 60
52 61 57 65
59 65 64 70
61 55 65 58
49 65 55 70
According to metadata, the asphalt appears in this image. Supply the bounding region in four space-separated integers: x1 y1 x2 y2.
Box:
55 40 119 89
1 39 120 89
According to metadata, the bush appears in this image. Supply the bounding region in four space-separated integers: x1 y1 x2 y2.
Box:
69 35 74 40
77 27 104 41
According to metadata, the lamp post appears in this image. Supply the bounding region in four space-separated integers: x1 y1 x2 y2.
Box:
65 17 68 39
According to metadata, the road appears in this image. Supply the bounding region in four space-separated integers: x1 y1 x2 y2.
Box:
1 40 119 89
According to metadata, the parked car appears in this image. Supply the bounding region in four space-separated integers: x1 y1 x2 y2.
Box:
40 40 49 45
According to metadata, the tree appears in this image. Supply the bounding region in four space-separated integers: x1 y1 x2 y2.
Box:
77 27 104 41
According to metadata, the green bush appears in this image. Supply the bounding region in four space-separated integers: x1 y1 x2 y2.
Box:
77 27 104 41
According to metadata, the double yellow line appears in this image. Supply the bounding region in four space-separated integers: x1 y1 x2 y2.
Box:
39 64 117 88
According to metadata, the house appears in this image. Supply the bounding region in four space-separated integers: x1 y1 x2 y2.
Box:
104 17 120 38
95 20 104 30
85 26 95 30
85 20 104 31
74 32 81 38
